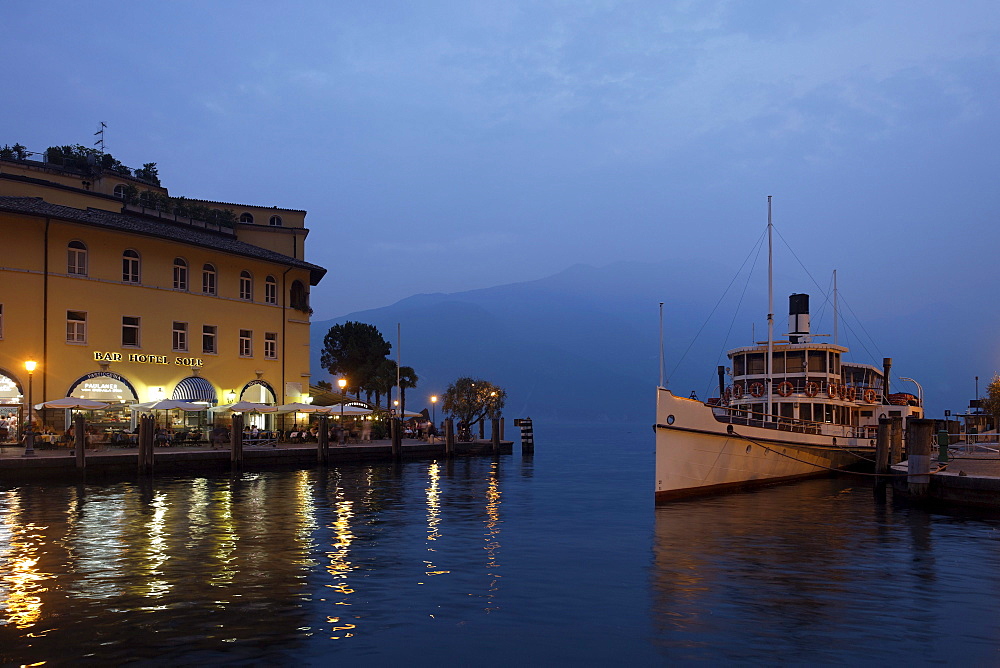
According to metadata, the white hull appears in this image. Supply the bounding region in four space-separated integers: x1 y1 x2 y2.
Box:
655 388 871 501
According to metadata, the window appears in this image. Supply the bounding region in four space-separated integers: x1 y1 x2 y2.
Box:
239 212 254 224
264 332 277 359
67 310 87 343
122 316 140 347
122 249 140 283
239 271 253 301
173 321 188 351
202 325 217 354
290 280 309 311
113 184 127 199
173 258 189 290
747 353 765 375
269 215 282 226
239 329 252 357
68 240 88 276
808 351 826 373
202 264 217 295
265 276 277 305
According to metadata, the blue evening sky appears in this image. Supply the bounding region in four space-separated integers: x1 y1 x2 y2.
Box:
4 1 999 326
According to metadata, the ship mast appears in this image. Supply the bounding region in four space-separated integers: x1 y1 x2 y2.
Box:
766 196 774 421
833 269 839 345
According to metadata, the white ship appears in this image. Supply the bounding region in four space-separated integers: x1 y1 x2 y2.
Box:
655 200 923 501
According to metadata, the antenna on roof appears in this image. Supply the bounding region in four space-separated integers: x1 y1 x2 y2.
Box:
93 122 107 154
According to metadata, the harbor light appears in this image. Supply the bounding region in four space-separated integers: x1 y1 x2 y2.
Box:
23 360 37 457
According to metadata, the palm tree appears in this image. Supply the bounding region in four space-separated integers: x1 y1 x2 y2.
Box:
398 366 418 417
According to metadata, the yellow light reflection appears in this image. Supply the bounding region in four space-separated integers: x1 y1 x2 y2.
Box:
325 495 358 639
0 492 48 629
483 462 502 613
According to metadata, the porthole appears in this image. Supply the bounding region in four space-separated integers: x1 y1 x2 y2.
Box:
666 415 675 425
746 444 752 454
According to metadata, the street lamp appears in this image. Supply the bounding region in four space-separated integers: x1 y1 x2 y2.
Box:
23 360 36 457
899 377 923 408
430 395 438 443
338 378 347 444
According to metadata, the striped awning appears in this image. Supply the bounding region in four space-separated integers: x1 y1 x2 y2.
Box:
171 376 217 404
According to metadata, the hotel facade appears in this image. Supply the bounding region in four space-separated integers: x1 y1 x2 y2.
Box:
0 150 326 439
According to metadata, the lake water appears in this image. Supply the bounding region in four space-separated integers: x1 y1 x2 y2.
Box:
2 422 999 665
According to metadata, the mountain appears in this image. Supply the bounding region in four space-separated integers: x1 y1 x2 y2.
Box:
310 260 994 421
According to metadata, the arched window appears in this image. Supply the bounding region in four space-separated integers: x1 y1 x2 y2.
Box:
68 240 88 276
269 215 283 226
239 270 253 301
239 212 254 224
113 184 127 200
173 257 189 290
122 249 140 283
202 263 217 295
264 276 277 305
290 280 309 311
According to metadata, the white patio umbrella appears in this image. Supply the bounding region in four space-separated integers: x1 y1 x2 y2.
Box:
130 400 206 412
35 397 109 410
211 401 278 413
275 402 328 413
323 405 372 416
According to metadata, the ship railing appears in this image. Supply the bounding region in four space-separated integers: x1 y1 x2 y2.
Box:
713 405 870 439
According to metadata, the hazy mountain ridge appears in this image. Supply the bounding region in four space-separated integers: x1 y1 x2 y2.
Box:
311 260 987 420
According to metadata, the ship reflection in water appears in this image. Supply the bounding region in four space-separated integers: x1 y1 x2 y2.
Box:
651 477 1000 664
0 460 507 665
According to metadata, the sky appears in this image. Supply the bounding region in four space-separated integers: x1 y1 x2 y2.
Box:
4 1 1000 328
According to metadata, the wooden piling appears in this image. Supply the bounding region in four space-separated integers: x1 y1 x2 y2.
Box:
391 418 402 459
875 418 890 475
74 413 86 470
231 413 244 468
491 418 501 455
907 418 935 497
317 415 329 465
500 417 505 441
138 414 154 475
890 416 903 465
444 418 454 457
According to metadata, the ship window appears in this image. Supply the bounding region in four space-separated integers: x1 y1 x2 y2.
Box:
786 351 805 373
779 403 794 419
772 353 785 374
733 354 745 376
861 410 873 418
747 353 765 375
831 353 840 375
808 351 826 373
800 404 812 422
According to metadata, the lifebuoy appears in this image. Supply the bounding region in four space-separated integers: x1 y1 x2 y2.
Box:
864 388 878 404
844 386 856 402
749 382 765 398
804 381 819 397
776 381 793 397
827 383 839 399
732 383 744 399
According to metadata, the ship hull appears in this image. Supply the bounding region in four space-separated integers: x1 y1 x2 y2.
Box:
655 388 870 502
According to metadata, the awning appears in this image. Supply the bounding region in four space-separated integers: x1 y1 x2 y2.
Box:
172 377 218 404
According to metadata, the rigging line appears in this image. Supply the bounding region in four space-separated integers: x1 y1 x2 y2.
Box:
669 228 767 382
729 430 947 476
837 293 885 361
698 230 768 398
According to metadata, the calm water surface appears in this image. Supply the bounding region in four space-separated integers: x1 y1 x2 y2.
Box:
1 423 999 665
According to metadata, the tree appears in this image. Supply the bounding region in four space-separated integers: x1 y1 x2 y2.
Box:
320 322 391 396
442 377 506 430
368 358 398 408
398 366 418 417
982 375 1000 430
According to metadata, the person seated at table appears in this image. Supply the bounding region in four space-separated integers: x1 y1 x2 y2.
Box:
210 424 229 449
250 425 260 439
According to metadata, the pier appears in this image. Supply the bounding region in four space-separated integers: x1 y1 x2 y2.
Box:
0 436 513 480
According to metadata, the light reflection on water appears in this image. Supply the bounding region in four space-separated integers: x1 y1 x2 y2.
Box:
0 424 998 665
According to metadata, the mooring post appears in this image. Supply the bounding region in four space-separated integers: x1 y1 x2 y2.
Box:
907 418 934 497
75 412 86 470
391 418 402 459
444 418 454 457
231 413 244 468
500 417 505 441
491 418 501 455
138 414 154 475
875 418 891 475
890 416 903 465
517 417 534 455
317 414 329 465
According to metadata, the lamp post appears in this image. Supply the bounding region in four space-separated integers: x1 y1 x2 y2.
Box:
338 378 347 443
23 360 36 457
899 377 924 408
430 395 438 443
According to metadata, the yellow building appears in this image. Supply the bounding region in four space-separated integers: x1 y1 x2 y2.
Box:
0 149 326 440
